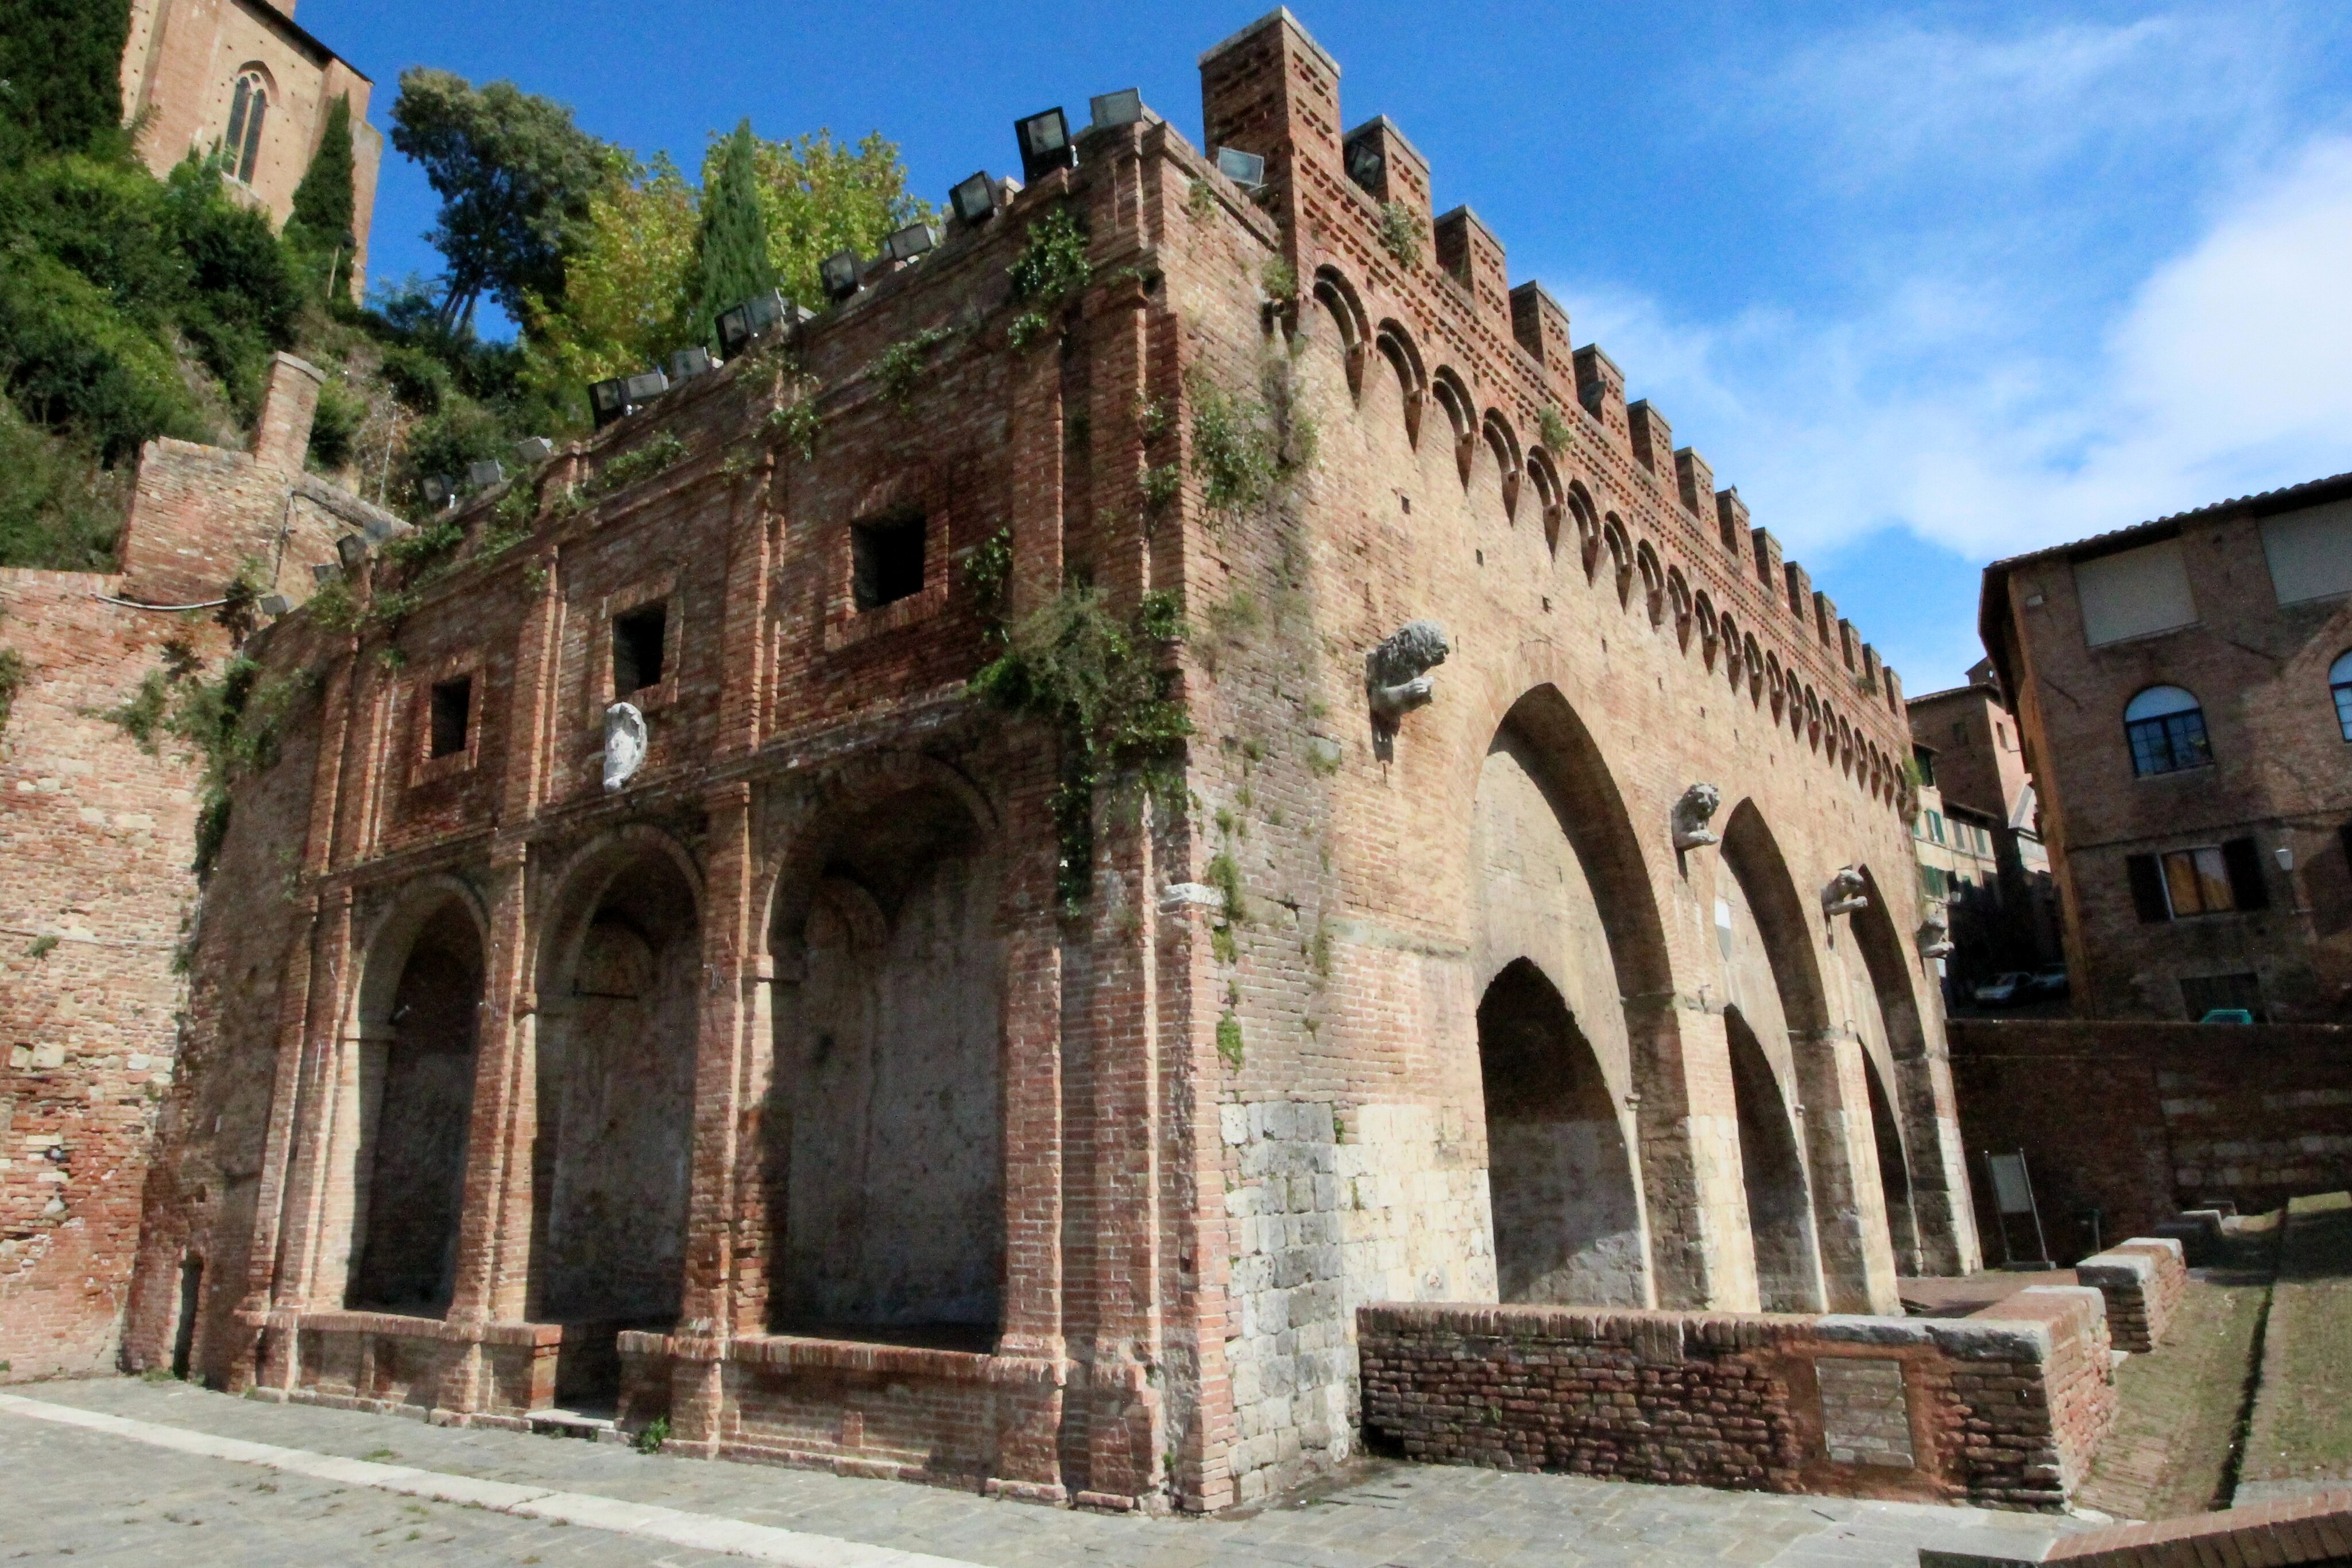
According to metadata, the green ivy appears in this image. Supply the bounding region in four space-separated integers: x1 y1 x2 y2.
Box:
872 324 955 413
590 430 688 496
1538 405 1572 452
1216 1010 1244 1069
1009 204 1092 311
0 645 26 734
1378 200 1423 269
99 649 313 878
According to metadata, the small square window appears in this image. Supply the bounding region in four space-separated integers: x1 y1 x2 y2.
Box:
852 512 926 611
429 677 471 758
613 603 667 695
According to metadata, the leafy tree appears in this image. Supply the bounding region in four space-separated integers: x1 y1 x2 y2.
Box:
746 129 927 308
686 120 775 350
0 0 130 160
388 68 616 333
286 92 357 293
519 154 695 396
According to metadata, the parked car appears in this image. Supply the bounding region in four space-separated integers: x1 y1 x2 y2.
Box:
2026 965 2070 998
1972 972 2030 1006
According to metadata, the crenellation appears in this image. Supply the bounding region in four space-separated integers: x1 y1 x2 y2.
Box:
1626 399 1673 478
1674 447 1715 518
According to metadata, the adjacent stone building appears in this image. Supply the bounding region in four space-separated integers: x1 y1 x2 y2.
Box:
1983 471 2352 1022
1906 673 2060 999
119 12 1974 1512
121 0 382 289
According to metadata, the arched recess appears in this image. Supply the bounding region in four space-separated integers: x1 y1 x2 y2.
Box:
1477 961 1644 1304
1602 515 1634 608
1527 447 1565 557
1696 593 1720 668
1743 634 1764 704
1724 1006 1821 1311
1636 541 1666 627
1312 265 1370 401
1667 568 1693 649
1431 367 1476 486
1482 409 1522 520
1567 483 1602 580
528 831 703 1392
763 769 1005 1350
343 880 487 1315
1845 864 1966 1275
1862 1051 1920 1276
1473 686 1678 1304
1375 319 1428 447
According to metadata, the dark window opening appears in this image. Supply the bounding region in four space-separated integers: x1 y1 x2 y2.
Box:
2125 837 2268 923
1912 745 1937 787
613 603 667 695
428 677 471 758
853 512 926 611
2127 710 2212 775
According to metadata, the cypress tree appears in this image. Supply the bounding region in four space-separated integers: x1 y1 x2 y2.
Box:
288 93 356 248
0 0 131 158
688 120 775 350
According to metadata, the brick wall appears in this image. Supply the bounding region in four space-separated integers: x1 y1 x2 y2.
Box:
1357 1286 2115 1511
1951 1018 2352 1261
2073 1238 2187 1353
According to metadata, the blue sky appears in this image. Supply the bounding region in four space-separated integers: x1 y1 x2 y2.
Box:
305 0 2352 694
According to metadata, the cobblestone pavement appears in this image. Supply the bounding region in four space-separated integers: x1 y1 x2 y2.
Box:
0 1379 2089 1567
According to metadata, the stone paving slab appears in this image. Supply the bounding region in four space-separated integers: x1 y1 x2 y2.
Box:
0 1378 2093 1567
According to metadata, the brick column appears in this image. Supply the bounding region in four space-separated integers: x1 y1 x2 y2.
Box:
445 839 532 1331
228 888 324 1391
1898 1043 1982 1276
668 782 756 1454
1794 1026 1902 1314
1008 324 1064 618
1626 997 1752 1310
267 885 357 1313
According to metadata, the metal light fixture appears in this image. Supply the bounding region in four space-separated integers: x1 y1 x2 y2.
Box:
513 436 554 464
466 458 505 490
950 171 997 226
624 369 670 405
1089 88 1143 130
1015 107 1075 183
311 560 338 586
668 346 714 382
1344 134 1384 192
884 222 937 263
1216 146 1267 190
421 475 456 509
716 289 787 357
819 248 862 302
335 533 369 571
589 377 631 429
258 593 291 617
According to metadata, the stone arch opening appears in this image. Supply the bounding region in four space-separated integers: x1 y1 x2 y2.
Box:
1724 1006 1821 1312
1473 686 1676 1303
529 841 701 1396
345 886 484 1315
1862 1051 1920 1276
764 776 1005 1350
1476 959 1644 1304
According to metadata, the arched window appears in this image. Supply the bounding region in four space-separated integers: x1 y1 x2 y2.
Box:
2125 686 2212 776
2332 651 2352 742
225 68 268 183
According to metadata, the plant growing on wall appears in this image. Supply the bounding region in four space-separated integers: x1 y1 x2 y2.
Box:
871 324 955 413
1005 204 1092 352
1378 200 1423 269
0 644 25 735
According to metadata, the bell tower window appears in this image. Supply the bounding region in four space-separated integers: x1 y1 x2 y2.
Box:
224 71 268 184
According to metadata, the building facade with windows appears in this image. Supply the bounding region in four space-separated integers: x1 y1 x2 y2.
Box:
1906 675 2061 995
1983 471 2352 1021
119 0 381 289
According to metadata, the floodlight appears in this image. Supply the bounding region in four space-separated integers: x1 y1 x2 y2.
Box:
311 561 338 586
467 458 505 490
950 171 997 226
1015 107 1075 183
717 289 787 357
669 346 714 382
335 533 369 571
819 248 862 301
513 436 555 464
624 369 670 404
361 515 402 543
1344 135 1384 192
884 222 937 262
258 593 291 617
589 376 630 429
421 475 454 508
1089 88 1143 130
1216 147 1267 189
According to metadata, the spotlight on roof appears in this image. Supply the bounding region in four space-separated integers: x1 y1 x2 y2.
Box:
258 593 292 617
421 475 457 510
950 171 997 227
589 377 630 429
1216 146 1267 190
335 533 369 571
311 560 338 586
466 459 505 491
883 222 937 264
624 369 670 405
513 436 555 464
819 248 862 302
1343 134 1384 192
1089 88 1143 130
668 346 714 382
1014 107 1075 183
716 289 787 358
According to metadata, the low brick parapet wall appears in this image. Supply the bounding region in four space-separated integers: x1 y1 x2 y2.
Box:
1921 1487 2352 1568
1359 1291 2117 1512
2073 1238 2188 1353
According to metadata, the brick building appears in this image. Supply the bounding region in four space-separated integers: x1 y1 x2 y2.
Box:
1 355 393 1382
118 13 1975 1511
121 0 381 290
1907 675 2060 998
1982 471 2352 1021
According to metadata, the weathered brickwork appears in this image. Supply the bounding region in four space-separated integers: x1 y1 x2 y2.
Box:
1358 1286 2115 1511
2072 1238 2186 1354
0 358 382 1383
1951 1019 2352 1261
118 11 1976 1513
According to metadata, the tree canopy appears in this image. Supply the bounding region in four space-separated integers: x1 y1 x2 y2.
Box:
0 0 130 161
388 68 616 332
287 94 356 249
687 121 775 350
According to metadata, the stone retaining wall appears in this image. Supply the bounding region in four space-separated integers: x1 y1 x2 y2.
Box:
1359 1291 2116 1512
2072 1239 2188 1353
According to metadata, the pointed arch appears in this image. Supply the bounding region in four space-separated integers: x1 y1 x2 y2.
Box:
1375 319 1428 447
1636 541 1666 627
1566 482 1602 581
1482 408 1523 520
1695 591 1720 667
1431 366 1476 486
1312 264 1370 401
1720 611 1743 686
1601 514 1634 608
1743 633 1764 704
1668 567 1693 650
1526 446 1565 557
1766 651 1785 717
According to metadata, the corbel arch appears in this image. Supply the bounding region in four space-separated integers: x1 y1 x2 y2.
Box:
1526 446 1565 558
1695 591 1720 668
1743 633 1764 704
1636 541 1666 627
1430 366 1476 487
1719 611 1743 685
1375 319 1428 448
1481 409 1523 520
1312 264 1370 402
1667 567 1693 649
1567 482 1601 582
1601 514 1634 608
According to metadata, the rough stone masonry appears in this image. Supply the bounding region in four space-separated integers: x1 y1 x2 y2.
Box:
103 10 1976 1514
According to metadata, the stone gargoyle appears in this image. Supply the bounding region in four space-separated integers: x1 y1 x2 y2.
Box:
1821 865 1870 918
604 701 648 792
1365 620 1450 727
1917 909 1954 959
1672 783 1722 850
